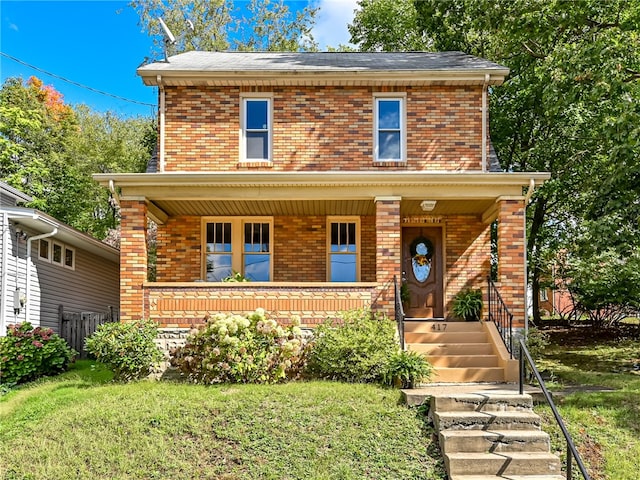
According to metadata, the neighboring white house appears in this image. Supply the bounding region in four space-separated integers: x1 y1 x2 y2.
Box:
0 182 119 336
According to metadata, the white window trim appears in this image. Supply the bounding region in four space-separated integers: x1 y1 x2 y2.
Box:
240 93 273 163
373 93 406 162
326 216 361 282
202 217 274 281
39 239 51 262
52 241 64 266
63 246 76 270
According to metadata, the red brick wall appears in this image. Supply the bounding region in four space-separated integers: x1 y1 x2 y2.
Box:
162 85 482 172
496 199 526 327
156 216 201 282
156 215 377 283
375 198 402 316
445 216 491 317
119 200 147 322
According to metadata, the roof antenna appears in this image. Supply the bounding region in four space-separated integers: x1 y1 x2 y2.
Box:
158 17 176 62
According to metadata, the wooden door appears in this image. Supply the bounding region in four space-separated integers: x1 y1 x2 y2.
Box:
402 227 443 318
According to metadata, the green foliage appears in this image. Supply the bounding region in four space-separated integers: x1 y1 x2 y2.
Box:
129 0 318 57
382 349 432 389
305 309 398 383
525 327 550 361
451 288 483 321
0 322 76 385
170 309 307 384
0 76 154 240
222 271 250 282
85 321 163 382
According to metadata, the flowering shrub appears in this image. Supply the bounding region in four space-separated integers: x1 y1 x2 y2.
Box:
170 309 308 384
305 309 398 383
0 322 76 385
85 320 163 382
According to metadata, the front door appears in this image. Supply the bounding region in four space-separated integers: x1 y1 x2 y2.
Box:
402 227 443 318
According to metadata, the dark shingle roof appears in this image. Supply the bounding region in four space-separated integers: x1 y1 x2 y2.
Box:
138 51 508 75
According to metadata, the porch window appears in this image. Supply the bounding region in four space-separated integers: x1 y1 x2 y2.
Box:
204 218 272 281
241 97 271 162
327 217 360 282
374 95 405 162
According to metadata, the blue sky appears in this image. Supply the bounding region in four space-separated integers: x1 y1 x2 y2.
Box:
0 0 357 117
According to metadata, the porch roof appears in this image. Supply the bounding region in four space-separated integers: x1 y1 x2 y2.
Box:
95 171 549 223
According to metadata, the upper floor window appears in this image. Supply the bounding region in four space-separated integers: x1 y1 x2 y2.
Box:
327 217 360 282
242 97 272 162
374 96 405 162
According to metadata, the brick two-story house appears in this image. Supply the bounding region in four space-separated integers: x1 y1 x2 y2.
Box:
95 52 548 379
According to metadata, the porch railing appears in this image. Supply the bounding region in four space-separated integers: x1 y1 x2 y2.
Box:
487 277 514 358
394 275 405 350
519 339 591 480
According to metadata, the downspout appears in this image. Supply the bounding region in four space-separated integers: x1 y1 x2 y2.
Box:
523 178 536 338
108 179 120 208
0 213 8 335
158 75 165 173
481 74 490 172
25 227 58 325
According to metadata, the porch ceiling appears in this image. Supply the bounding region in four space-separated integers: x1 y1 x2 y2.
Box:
151 198 496 217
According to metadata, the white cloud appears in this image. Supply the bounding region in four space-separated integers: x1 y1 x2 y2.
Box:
312 0 359 50
10 23 19 32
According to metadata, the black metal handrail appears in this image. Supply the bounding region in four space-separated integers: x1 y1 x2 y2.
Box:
487 277 513 358
519 339 591 480
394 275 405 350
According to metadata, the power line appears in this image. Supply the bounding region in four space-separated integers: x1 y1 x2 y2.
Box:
0 51 156 108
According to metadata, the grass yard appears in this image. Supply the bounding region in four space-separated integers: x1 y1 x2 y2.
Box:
0 362 445 480
535 328 640 480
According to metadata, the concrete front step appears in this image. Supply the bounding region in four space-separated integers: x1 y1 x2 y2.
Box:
403 321 484 333
409 343 495 355
432 367 506 383
405 331 489 344
432 393 533 412
450 475 565 480
434 411 542 431
439 429 551 454
428 354 500 368
446 452 562 476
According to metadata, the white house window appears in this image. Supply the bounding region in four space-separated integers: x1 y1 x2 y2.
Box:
374 96 405 161
242 97 271 161
52 242 63 265
39 239 50 261
327 217 360 282
64 246 75 270
204 218 273 281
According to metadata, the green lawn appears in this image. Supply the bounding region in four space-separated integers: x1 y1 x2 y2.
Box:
535 330 640 480
0 362 445 480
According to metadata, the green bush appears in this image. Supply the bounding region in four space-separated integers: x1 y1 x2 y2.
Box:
305 309 398 383
525 327 550 360
170 309 308 384
383 350 432 389
85 320 163 382
0 322 76 385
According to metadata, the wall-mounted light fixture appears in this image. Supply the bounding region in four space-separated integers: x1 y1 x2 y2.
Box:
420 200 437 212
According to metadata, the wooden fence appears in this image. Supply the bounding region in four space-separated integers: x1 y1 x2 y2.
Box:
58 305 119 358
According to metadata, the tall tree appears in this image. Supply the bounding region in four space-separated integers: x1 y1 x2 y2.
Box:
0 76 155 239
349 0 640 322
129 0 318 56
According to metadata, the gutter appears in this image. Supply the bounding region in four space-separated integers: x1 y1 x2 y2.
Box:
25 227 57 324
481 74 489 172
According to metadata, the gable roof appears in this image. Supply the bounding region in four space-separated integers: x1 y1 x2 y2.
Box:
0 181 32 205
138 51 509 87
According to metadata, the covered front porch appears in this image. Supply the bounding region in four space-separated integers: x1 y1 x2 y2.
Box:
96 171 548 328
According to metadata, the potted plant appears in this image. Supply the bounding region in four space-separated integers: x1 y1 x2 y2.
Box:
451 288 483 321
383 350 432 389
